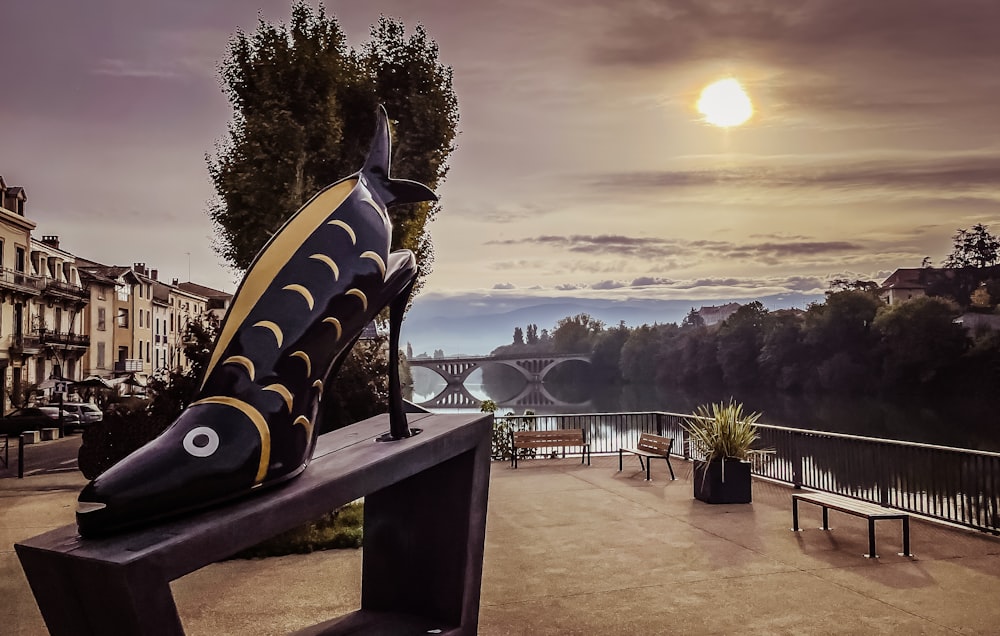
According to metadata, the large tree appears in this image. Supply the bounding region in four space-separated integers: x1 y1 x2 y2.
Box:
208 2 458 291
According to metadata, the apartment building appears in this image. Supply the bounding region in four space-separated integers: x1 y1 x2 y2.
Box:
78 267 118 379
29 236 89 384
0 177 38 410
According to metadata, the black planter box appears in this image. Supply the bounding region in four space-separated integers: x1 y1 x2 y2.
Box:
693 459 752 504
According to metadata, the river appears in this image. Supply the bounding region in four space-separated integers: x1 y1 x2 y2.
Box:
409 365 1000 452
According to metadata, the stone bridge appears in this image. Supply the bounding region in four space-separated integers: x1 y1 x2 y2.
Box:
409 353 591 386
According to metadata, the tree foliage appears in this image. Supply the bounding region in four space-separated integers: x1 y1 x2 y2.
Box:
208 2 458 290
944 224 1000 268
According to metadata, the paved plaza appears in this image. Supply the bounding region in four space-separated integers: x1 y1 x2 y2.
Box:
2 438 999 634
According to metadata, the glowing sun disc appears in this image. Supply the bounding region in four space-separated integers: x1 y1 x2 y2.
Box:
697 78 753 127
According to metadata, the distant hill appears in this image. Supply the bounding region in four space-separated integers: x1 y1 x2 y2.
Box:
400 292 824 356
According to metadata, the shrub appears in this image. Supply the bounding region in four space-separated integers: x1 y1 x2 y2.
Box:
232 501 364 558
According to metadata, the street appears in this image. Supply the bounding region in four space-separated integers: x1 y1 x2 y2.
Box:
0 433 83 480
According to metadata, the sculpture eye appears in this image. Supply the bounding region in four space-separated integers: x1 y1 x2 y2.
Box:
183 426 220 458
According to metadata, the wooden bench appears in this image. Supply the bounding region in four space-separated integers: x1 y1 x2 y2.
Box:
792 491 912 558
511 429 590 468
619 433 676 480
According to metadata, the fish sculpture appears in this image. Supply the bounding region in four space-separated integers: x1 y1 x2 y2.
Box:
76 106 436 538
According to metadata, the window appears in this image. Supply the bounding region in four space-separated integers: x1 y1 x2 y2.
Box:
97 307 106 331
97 342 106 369
97 285 105 300
0 240 4 270
116 308 129 328
54 307 62 332
15 246 25 273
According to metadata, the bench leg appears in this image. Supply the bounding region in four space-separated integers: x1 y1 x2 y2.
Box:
638 457 645 473
618 449 623 472
792 498 801 532
646 458 651 481
900 517 912 557
821 507 830 530
664 456 676 480
865 519 878 558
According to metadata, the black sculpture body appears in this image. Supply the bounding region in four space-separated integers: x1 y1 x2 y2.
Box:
77 107 436 537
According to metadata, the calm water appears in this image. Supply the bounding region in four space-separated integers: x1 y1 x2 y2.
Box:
409 365 1000 452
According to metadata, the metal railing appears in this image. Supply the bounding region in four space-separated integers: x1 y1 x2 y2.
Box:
0 268 41 294
36 329 90 347
497 411 1000 534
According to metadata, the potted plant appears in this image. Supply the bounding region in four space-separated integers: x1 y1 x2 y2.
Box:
682 399 769 504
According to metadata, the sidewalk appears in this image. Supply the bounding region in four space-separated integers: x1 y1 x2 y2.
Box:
3 454 1000 634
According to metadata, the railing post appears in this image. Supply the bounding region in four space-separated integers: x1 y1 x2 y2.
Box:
791 434 803 489
18 437 24 479
878 443 890 507
655 413 663 436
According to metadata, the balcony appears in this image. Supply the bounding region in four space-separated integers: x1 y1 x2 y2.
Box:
8 333 41 354
0 268 41 296
36 329 90 349
39 277 88 302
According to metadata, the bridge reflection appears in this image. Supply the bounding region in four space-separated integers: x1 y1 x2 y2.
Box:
415 382 592 410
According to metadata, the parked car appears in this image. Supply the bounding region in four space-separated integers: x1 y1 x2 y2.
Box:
60 403 104 426
0 407 81 436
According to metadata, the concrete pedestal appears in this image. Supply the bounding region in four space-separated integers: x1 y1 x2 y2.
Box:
16 412 492 635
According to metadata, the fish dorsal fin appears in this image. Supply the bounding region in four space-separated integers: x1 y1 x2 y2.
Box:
362 105 438 208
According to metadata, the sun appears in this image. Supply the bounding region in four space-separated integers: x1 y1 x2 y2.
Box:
697 78 753 127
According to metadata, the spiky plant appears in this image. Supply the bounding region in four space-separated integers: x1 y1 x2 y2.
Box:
682 399 765 462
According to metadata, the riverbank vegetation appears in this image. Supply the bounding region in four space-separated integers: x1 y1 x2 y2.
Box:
492 272 1000 398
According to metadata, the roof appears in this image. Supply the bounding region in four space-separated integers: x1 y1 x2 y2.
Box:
175 281 232 301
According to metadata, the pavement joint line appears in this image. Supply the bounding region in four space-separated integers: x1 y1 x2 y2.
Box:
795 563 965 634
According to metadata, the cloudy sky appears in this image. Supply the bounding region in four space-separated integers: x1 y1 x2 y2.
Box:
3 0 1000 305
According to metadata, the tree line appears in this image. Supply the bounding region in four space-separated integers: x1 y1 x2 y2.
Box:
494 293 999 396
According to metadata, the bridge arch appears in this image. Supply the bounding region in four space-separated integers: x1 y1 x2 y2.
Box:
410 354 591 386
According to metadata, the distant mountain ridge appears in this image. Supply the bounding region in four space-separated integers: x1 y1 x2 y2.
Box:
400 292 824 356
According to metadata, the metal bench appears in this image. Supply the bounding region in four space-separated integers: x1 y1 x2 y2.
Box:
792 491 912 558
511 429 590 468
619 432 676 480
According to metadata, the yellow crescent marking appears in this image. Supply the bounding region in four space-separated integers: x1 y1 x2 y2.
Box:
328 220 357 245
291 350 312 377
309 254 340 280
361 251 387 279
262 384 293 411
223 356 255 381
202 179 357 388
322 317 343 341
347 289 368 312
293 415 314 439
190 396 270 483
283 284 315 310
312 379 323 398
253 321 283 347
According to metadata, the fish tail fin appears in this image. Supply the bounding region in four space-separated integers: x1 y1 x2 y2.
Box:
362 105 438 207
